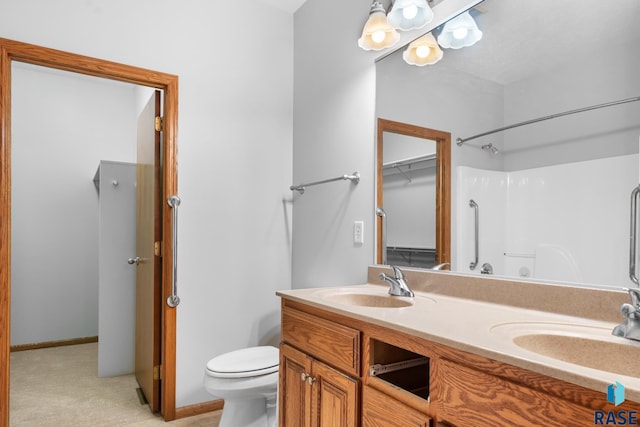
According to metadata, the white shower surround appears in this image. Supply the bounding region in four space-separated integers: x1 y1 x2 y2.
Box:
457 153 639 288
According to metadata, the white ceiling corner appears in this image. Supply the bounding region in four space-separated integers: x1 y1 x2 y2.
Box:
256 0 309 14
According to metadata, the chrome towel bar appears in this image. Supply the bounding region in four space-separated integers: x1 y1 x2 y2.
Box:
290 172 360 195
469 199 479 270
167 195 181 307
376 207 387 265
630 185 640 286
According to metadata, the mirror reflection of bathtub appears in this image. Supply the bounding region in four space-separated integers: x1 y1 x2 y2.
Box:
457 153 638 286
375 0 640 290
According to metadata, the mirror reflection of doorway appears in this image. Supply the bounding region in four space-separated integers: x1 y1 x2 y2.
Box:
376 118 451 270
382 132 438 268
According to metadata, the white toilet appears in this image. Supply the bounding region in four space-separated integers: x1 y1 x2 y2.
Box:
203 346 279 427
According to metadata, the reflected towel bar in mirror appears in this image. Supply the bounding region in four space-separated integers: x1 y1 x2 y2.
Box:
290 172 360 195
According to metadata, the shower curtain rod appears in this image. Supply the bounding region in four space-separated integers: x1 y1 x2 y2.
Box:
456 95 640 146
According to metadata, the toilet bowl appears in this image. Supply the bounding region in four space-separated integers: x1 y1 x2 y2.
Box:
203 346 279 427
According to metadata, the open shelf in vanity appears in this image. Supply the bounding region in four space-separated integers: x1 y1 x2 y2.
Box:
368 338 430 401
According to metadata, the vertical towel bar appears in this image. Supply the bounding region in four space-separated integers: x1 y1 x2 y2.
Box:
630 186 640 285
469 199 479 270
376 207 387 265
167 195 181 307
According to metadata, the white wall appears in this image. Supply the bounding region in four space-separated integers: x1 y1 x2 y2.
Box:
292 0 377 288
503 40 640 171
10 63 136 346
292 0 481 285
2 0 293 407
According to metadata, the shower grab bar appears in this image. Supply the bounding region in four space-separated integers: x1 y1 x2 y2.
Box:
376 207 387 265
290 172 360 195
630 185 640 286
167 195 181 307
456 96 640 146
469 199 478 270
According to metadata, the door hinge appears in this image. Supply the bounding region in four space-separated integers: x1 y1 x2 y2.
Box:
154 365 161 381
155 116 163 132
154 241 162 257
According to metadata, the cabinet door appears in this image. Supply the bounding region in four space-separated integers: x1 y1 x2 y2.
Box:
313 360 359 427
363 386 430 427
280 344 313 427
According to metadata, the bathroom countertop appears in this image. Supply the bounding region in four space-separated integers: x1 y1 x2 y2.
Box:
277 280 640 403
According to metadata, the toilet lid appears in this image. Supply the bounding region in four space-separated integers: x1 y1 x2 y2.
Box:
206 346 279 379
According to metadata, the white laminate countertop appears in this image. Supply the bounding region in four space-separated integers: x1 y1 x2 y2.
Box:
277 282 640 403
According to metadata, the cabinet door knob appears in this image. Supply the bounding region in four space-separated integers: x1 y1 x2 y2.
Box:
306 376 316 386
301 373 308 382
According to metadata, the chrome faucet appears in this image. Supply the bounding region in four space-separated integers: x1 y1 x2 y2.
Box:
612 288 640 341
379 265 414 298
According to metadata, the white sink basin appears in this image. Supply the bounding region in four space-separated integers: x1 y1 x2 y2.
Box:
490 321 640 377
323 292 415 308
312 286 435 309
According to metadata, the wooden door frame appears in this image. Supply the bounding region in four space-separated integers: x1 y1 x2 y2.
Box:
0 38 179 423
376 118 451 267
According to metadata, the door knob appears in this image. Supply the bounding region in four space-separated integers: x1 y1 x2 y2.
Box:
128 257 141 265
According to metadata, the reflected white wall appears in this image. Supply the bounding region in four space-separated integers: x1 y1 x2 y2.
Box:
458 153 639 288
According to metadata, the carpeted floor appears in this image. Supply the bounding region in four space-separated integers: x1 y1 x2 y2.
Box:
10 343 220 426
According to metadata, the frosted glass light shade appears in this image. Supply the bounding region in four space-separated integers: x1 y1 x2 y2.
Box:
358 1 400 51
437 11 483 49
387 0 434 31
403 33 443 66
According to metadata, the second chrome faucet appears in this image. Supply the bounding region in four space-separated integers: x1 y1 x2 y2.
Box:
379 265 414 298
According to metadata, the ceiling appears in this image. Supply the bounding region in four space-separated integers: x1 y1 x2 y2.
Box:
258 0 308 13
384 0 640 85
261 0 640 85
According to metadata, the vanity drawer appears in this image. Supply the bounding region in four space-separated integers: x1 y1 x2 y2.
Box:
281 306 360 376
435 358 595 427
363 385 431 427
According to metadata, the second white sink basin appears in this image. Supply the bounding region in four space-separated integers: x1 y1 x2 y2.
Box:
491 321 640 377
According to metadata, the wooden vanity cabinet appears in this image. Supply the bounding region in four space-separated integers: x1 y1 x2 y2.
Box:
280 305 360 427
279 298 639 427
280 344 359 427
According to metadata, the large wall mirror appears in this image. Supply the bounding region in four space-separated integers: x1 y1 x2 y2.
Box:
376 0 640 290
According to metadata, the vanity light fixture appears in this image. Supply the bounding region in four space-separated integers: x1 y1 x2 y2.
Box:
387 0 434 31
358 0 400 51
403 32 443 66
436 11 482 49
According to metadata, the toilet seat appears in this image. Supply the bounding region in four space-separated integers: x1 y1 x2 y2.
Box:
206 346 279 379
